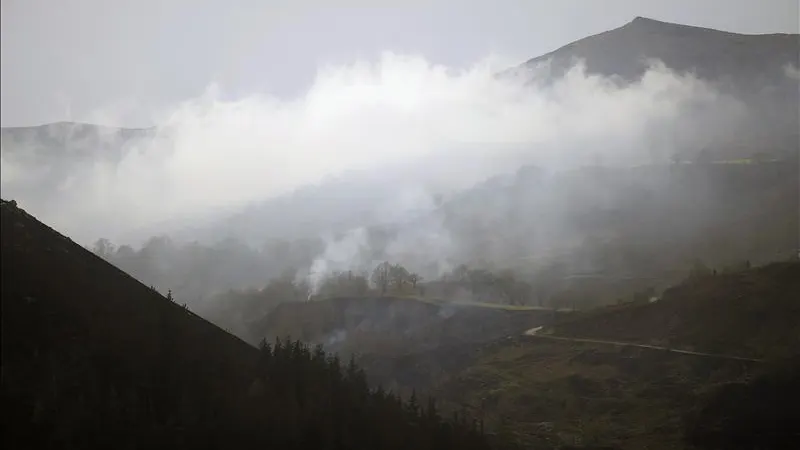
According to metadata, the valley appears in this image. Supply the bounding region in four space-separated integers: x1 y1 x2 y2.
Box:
2 12 799 450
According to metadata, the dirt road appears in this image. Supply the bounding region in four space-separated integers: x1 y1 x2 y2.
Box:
522 326 762 362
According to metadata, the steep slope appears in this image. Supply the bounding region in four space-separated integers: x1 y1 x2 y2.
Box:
1 198 261 448
3 19 797 252
0 199 497 450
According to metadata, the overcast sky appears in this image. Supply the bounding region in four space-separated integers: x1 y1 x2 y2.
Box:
2 0 798 127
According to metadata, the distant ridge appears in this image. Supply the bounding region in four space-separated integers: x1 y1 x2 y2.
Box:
517 16 799 84
2 121 155 131
626 16 794 36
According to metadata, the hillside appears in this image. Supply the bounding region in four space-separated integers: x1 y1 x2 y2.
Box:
253 295 569 355
3 18 798 254
516 16 799 159
1 198 259 447
0 199 495 450
548 262 800 359
441 161 798 289
302 263 800 449
0 121 155 162
520 17 798 86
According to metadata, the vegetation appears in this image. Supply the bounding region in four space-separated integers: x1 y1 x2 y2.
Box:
1 199 494 450
87 159 798 327
4 17 799 449
277 261 799 449
245 338 492 450
684 355 800 449
550 262 800 359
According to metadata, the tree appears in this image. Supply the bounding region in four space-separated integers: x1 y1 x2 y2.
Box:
352 272 369 296
468 268 495 298
371 261 391 295
92 238 115 260
389 264 409 292
408 273 421 290
452 264 470 283
496 270 518 305
318 271 368 298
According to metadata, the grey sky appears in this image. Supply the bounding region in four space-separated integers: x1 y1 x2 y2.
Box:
2 0 798 127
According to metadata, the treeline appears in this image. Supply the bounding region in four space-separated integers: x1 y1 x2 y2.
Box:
311 262 545 306
245 338 493 450
5 333 495 449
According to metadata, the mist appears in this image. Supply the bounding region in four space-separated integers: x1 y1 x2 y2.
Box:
0 52 747 247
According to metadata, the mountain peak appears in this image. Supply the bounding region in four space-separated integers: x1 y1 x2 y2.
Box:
630 16 660 24
625 16 693 31
622 16 746 36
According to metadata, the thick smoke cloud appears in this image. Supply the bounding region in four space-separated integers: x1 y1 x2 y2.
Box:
1 52 746 247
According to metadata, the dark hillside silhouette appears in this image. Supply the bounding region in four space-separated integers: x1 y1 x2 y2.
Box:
0 198 493 450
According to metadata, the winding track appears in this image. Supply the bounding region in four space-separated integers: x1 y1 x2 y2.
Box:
522 326 763 363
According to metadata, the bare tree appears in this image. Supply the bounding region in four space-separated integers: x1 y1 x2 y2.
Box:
92 238 115 260
389 264 409 292
408 273 422 290
371 261 391 295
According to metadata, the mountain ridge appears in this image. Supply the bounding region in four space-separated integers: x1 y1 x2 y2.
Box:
2 16 797 251
519 15 799 84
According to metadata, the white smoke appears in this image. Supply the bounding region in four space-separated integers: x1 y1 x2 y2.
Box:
307 227 371 293
784 63 800 81
1 53 746 246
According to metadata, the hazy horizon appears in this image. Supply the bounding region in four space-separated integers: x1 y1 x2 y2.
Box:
1 1 797 306
0 58 753 245
2 0 798 127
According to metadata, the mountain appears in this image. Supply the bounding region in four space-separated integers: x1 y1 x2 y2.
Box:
515 16 799 156
0 199 494 450
202 17 800 245
1 17 797 287
0 121 156 161
519 16 798 86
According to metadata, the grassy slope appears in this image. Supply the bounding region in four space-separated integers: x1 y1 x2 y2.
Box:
1 199 260 447
550 263 800 359
426 262 799 449
438 339 755 449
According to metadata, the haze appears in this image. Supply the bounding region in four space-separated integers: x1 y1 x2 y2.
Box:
0 0 797 305
2 0 797 126
6 0 793 242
